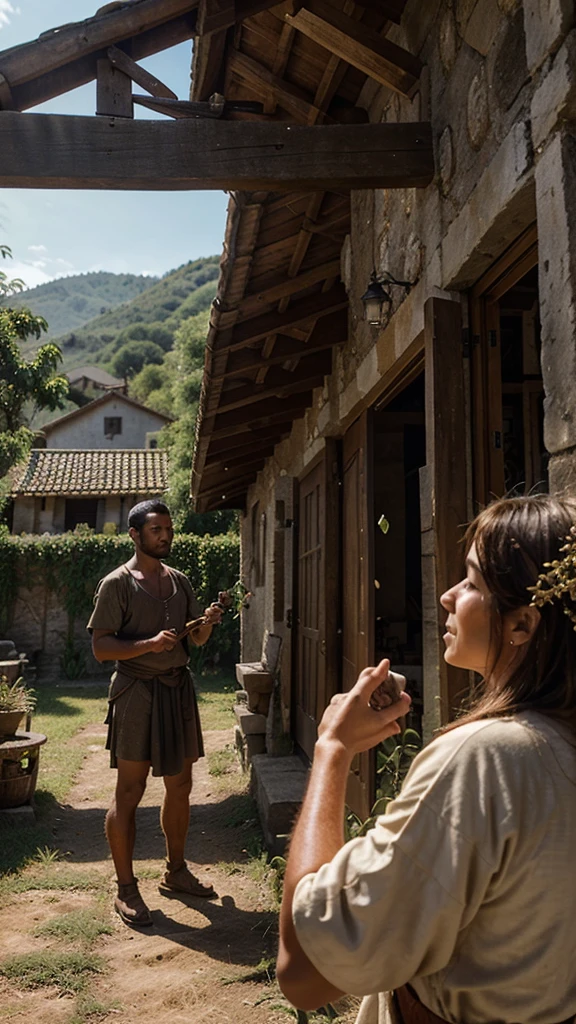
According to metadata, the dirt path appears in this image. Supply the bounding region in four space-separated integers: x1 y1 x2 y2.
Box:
0 721 323 1024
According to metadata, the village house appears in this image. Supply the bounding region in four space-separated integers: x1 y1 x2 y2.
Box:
10 448 168 534
1 0 575 828
39 391 171 450
65 364 126 396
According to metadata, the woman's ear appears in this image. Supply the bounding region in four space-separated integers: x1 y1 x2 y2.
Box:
505 605 541 648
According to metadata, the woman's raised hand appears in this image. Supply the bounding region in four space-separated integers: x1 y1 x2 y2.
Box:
317 659 411 756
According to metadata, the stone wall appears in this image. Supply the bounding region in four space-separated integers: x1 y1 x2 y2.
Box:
5 581 101 680
237 0 576 731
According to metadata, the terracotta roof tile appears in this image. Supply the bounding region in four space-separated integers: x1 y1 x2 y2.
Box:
11 449 168 497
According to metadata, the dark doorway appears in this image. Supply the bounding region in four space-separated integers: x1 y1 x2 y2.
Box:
372 373 426 731
64 498 98 531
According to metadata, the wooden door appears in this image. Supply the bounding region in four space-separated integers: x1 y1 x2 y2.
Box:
421 297 469 735
294 443 339 760
342 410 374 818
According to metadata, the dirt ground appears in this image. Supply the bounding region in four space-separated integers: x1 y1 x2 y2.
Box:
0 718 359 1024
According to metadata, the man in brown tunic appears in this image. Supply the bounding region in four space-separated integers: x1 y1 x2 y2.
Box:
88 499 223 927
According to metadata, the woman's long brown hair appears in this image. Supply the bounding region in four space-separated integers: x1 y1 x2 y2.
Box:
445 495 576 734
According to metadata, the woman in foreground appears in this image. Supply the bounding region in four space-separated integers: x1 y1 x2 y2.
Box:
277 495 576 1024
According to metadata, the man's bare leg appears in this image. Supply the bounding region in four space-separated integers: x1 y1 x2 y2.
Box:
106 759 153 925
161 759 215 897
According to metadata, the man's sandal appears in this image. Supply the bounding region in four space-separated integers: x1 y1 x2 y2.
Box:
114 879 153 927
160 862 217 898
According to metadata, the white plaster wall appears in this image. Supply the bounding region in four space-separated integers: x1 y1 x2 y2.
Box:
45 399 167 449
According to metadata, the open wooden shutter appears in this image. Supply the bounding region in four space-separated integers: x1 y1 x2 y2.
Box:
420 297 469 735
294 442 340 760
342 410 374 817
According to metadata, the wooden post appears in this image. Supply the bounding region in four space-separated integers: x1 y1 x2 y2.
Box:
96 58 133 117
421 296 469 737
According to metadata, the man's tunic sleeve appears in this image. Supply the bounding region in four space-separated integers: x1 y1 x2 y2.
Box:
87 575 126 634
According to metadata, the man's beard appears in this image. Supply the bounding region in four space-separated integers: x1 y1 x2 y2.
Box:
139 539 171 559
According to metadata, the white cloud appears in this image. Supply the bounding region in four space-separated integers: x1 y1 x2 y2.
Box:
28 244 48 254
0 2 18 31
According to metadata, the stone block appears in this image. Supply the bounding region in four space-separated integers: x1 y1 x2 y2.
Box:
462 0 501 55
245 733 266 758
242 672 274 696
531 30 576 150
535 130 576 454
250 754 308 853
549 450 576 497
234 704 267 735
523 0 574 74
441 121 535 289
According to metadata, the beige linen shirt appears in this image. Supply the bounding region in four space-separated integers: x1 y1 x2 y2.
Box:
293 713 576 1024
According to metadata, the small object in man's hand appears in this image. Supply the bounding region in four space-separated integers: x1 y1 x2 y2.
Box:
369 670 405 711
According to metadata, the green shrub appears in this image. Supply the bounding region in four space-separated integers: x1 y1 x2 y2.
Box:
0 531 240 663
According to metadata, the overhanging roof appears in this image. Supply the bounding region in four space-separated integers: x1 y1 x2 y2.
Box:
190 0 431 512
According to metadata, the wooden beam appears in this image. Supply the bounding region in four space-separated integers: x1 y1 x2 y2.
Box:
96 57 133 117
216 352 331 413
107 45 177 99
0 113 434 192
198 0 298 36
211 392 312 438
225 283 346 349
8 15 197 112
216 315 346 381
285 0 422 96
243 258 341 307
0 0 198 90
228 50 331 124
206 423 294 456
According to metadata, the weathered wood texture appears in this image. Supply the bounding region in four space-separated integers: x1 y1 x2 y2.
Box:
0 113 434 191
106 45 177 99
0 0 199 88
285 0 421 96
422 297 469 731
4 15 197 111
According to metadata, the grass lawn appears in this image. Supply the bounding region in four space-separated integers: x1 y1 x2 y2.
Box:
0 669 238 878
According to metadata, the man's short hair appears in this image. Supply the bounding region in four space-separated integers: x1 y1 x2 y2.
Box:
128 499 171 531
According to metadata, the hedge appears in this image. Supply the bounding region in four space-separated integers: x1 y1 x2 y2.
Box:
0 529 241 664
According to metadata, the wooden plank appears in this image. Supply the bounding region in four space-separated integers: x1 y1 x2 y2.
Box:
96 57 133 117
215 311 347 380
228 49 331 123
216 362 329 413
0 113 434 192
285 0 422 96
10 15 197 112
210 391 312 438
223 283 347 349
107 45 177 99
0 0 199 89
342 410 374 819
206 423 295 456
422 296 469 727
198 0 295 35
244 258 341 306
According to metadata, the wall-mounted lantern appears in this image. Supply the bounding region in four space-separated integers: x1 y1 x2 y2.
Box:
361 271 412 327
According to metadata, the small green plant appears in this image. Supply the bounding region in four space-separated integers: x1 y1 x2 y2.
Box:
0 674 36 713
0 951 105 994
34 845 60 866
346 728 421 839
59 637 87 680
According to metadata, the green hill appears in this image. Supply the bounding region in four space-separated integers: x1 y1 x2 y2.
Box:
53 256 220 372
13 270 158 337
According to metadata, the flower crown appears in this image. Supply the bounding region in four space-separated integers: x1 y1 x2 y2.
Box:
527 525 576 629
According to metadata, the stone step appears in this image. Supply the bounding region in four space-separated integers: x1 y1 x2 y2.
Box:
234 704 267 735
250 753 308 855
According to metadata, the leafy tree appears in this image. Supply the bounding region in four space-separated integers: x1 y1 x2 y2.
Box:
111 339 164 378
130 363 165 404
0 245 69 478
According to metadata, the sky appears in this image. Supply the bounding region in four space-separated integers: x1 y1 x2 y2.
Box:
0 1 229 289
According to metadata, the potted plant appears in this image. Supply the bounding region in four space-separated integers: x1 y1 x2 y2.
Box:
0 675 36 739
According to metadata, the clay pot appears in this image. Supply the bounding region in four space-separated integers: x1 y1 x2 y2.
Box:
0 710 25 739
